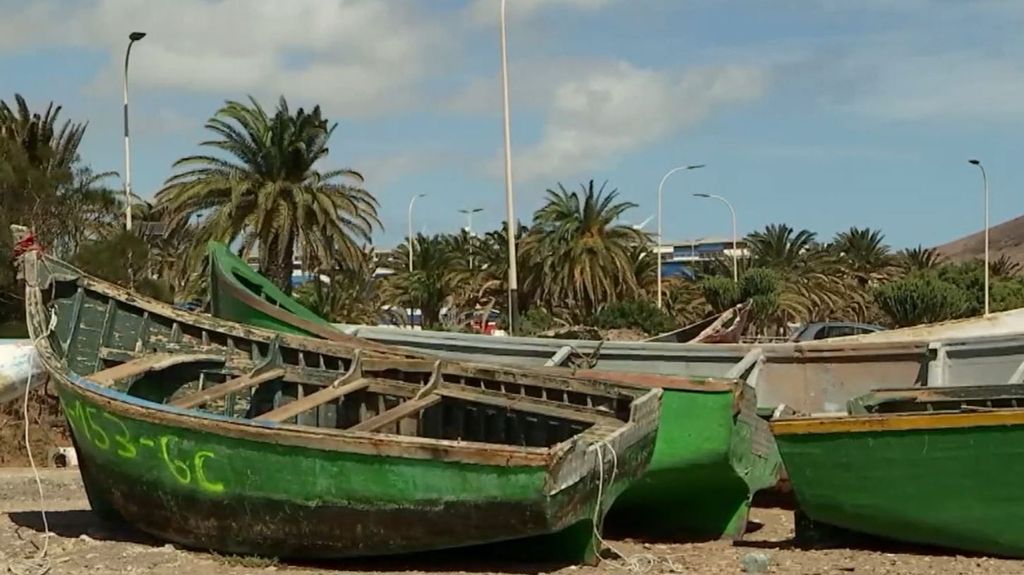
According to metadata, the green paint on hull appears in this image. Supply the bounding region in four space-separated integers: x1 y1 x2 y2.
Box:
206 241 784 540
777 425 1024 557
611 385 780 539
207 241 332 337
57 380 646 562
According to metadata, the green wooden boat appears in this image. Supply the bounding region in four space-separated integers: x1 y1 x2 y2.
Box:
207 240 783 539
771 385 1024 557
17 242 661 563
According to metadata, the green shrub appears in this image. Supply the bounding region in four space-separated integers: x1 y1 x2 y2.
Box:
873 273 970 327
591 299 677 336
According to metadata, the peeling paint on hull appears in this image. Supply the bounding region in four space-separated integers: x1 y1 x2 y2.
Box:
58 381 654 561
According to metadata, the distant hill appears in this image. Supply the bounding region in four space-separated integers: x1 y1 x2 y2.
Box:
934 215 1024 265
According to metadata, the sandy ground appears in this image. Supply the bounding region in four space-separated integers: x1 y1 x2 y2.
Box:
0 468 1022 575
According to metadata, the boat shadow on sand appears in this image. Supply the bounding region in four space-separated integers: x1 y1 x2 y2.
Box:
10 509 594 573
733 515 992 560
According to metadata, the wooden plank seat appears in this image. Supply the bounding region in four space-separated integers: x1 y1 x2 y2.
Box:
348 394 443 433
171 368 286 409
88 353 226 387
257 377 371 423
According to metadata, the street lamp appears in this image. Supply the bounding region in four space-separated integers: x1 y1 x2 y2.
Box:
499 0 519 334
458 208 484 233
656 163 705 309
693 193 739 284
408 193 426 272
969 159 990 316
123 31 146 232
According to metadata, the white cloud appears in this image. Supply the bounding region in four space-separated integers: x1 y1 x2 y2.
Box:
0 0 453 118
513 61 767 181
465 0 614 26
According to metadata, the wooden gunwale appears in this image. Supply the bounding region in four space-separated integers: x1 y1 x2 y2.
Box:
771 408 1024 436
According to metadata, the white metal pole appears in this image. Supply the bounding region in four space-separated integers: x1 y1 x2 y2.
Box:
408 193 425 272
694 192 738 283
123 32 145 231
970 159 990 316
656 164 705 309
500 0 519 333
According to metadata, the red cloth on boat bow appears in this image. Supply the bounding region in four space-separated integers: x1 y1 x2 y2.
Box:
12 231 42 258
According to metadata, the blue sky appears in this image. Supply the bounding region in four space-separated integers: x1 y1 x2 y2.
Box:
2 0 1023 249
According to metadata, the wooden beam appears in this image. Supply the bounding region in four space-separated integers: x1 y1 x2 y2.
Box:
171 368 285 409
348 395 442 433
436 386 618 425
257 378 371 423
88 353 225 387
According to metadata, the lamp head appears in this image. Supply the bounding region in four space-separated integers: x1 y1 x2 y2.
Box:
693 193 711 198
968 159 981 166
687 164 706 170
129 32 147 42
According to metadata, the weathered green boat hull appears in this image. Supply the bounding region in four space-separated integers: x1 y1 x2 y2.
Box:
57 376 648 561
206 241 783 540
207 241 337 338
774 415 1024 557
611 385 780 539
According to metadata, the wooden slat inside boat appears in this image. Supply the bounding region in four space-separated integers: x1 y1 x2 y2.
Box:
15 239 661 563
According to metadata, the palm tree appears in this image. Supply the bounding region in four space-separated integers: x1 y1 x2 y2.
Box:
746 224 818 269
520 179 646 321
744 223 855 324
383 234 459 329
473 221 530 314
897 245 944 272
294 246 386 325
154 96 379 293
832 227 895 284
990 254 1022 278
0 93 86 176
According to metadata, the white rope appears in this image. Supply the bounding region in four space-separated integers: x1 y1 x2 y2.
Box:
589 440 689 573
8 321 55 575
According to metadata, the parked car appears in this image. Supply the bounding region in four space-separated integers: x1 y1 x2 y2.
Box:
789 321 886 342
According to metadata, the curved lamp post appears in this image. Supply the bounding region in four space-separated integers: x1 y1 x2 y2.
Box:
123 31 146 231
459 208 484 233
693 192 738 283
656 164 705 309
408 193 427 272
969 159 990 316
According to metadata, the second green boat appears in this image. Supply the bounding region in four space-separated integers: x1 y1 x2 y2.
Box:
206 241 783 539
772 384 1024 557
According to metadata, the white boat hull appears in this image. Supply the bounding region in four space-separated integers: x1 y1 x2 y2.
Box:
0 339 44 404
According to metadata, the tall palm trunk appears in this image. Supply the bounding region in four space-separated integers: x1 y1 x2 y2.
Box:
262 233 296 295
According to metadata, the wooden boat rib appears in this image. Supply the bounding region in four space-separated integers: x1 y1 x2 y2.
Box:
771 386 1024 558
206 240 784 540
17 241 660 563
